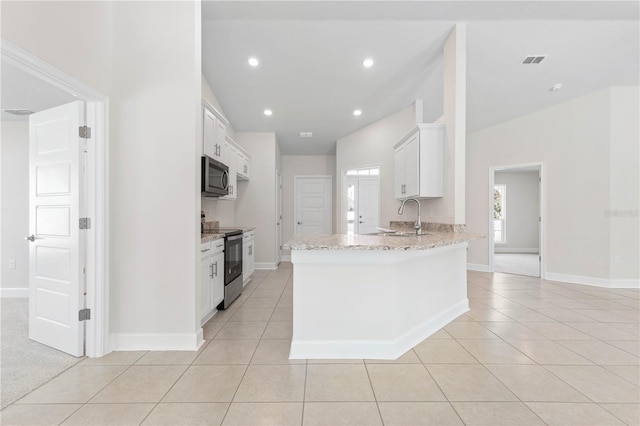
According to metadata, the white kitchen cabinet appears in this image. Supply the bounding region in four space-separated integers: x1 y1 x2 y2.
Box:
243 230 255 285
237 149 251 181
221 138 238 200
202 102 228 164
394 124 444 200
201 239 224 324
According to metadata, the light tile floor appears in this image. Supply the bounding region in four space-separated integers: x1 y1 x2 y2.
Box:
2 263 639 425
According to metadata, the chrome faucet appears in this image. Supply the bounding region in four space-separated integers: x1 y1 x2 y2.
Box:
397 198 422 235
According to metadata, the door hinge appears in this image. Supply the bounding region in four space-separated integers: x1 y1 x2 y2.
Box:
79 308 91 321
79 218 92 229
79 125 92 139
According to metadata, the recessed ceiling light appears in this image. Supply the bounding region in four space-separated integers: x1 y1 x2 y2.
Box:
353 109 362 117
263 109 273 116
362 58 374 68
248 57 260 67
299 132 314 138
549 83 563 92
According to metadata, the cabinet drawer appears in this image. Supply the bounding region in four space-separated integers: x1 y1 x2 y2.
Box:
212 238 224 254
200 242 212 259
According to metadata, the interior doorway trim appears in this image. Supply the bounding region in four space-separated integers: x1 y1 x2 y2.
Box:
488 162 545 279
2 39 110 357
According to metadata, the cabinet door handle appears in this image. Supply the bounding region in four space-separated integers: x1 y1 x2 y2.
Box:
244 165 247 173
213 261 218 277
210 263 214 278
249 246 252 255
201 248 210 253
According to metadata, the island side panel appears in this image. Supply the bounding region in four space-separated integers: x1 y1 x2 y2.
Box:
289 243 469 359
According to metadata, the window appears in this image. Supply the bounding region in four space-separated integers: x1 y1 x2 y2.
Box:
494 184 506 243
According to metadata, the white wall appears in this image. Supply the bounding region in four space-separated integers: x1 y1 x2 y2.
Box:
108 1 202 346
609 87 640 280
3 0 206 349
335 24 467 230
494 171 540 253
1 121 29 292
201 76 237 226
234 132 282 268
1 1 113 95
426 23 467 225
281 155 336 254
336 105 418 232
467 86 639 284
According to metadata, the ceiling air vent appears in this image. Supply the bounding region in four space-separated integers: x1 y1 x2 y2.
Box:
3 109 34 116
521 55 547 65
299 132 313 138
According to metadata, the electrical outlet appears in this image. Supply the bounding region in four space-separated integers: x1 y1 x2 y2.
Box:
614 256 622 264
8 259 15 269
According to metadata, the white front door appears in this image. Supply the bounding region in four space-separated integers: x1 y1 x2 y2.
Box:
357 178 380 235
295 176 332 236
28 100 86 357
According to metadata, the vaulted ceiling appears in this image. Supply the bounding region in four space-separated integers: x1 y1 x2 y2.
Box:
202 1 639 154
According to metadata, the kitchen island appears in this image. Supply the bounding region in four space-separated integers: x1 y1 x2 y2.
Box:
283 229 483 360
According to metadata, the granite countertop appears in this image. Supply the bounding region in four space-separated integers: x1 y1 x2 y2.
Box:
200 226 256 244
283 230 484 251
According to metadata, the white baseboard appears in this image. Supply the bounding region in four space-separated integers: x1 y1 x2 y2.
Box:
495 248 539 254
611 279 640 289
1 288 29 298
467 263 491 272
281 255 291 262
545 272 640 289
110 332 203 351
255 262 278 270
289 300 469 360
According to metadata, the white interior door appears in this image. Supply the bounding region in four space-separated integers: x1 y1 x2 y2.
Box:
28 100 85 357
276 170 282 264
295 176 332 236
357 179 380 235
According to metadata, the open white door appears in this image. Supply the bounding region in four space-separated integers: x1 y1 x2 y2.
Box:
28 100 86 357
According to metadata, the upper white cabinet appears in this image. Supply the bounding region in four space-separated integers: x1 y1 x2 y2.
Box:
394 124 444 200
202 101 228 164
237 149 251 181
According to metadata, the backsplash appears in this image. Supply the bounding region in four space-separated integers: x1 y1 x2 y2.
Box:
202 221 220 232
390 221 467 233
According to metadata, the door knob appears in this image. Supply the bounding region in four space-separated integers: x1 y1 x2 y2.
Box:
297 222 302 225
359 221 364 224
25 234 41 242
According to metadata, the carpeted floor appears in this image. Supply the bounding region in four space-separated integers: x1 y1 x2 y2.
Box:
1 298 82 409
494 253 540 277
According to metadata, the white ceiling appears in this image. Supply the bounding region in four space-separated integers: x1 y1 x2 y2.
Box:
2 2 637 154
202 1 639 155
1 62 77 121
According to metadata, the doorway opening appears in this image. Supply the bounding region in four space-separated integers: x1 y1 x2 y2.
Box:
344 167 380 235
489 163 543 278
1 39 109 359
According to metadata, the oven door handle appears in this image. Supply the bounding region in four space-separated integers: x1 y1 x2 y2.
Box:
227 234 243 242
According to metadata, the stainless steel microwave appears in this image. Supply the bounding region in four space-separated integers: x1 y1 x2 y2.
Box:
201 155 229 197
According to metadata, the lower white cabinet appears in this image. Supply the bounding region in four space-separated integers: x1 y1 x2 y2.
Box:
243 230 255 285
201 239 225 324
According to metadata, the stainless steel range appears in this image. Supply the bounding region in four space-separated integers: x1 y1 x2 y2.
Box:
221 230 243 309
205 228 243 310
